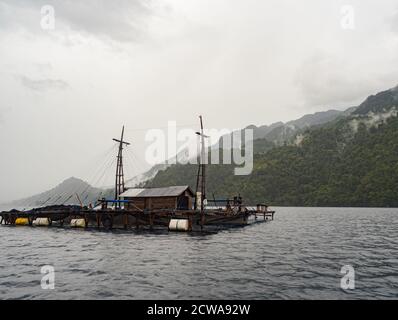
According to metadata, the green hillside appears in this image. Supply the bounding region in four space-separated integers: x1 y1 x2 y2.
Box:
146 86 398 207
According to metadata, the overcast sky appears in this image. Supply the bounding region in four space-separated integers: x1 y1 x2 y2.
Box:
0 0 398 202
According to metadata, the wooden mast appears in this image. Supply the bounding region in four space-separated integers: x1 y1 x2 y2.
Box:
199 116 206 212
113 126 130 208
195 116 209 215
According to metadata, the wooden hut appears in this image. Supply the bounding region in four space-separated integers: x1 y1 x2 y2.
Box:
119 186 194 210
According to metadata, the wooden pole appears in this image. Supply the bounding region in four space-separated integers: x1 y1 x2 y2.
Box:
113 126 130 208
195 116 208 230
200 115 206 213
194 160 201 210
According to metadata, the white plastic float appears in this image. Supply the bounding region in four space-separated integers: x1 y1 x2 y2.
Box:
168 219 190 232
70 219 86 228
32 218 50 226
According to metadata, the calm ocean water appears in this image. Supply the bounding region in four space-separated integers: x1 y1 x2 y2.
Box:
0 207 397 300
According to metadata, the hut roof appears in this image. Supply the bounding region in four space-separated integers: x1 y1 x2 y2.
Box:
120 186 193 198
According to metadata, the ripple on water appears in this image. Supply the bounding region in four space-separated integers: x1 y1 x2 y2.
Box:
0 207 397 299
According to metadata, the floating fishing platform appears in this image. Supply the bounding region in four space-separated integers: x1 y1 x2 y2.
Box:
0 117 275 233
0 202 275 232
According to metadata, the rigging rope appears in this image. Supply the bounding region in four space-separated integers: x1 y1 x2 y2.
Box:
39 145 118 207
78 146 117 200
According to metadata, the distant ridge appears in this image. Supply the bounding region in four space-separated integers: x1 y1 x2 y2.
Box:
0 177 107 211
217 108 351 149
353 85 398 115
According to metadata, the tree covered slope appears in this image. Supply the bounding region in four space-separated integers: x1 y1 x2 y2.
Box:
146 86 398 207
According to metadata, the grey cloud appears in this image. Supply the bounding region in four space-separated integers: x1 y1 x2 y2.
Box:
0 0 157 43
54 0 156 42
390 10 398 33
294 53 395 109
0 106 11 125
19 75 69 91
1 0 398 202
34 63 53 73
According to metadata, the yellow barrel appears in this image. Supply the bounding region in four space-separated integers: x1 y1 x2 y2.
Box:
15 218 29 226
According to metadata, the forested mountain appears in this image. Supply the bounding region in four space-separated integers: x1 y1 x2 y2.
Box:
0 177 106 210
3 86 397 210
146 86 398 207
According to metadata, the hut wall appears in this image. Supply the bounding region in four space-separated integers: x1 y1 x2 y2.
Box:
125 196 177 210
150 197 177 209
126 198 145 210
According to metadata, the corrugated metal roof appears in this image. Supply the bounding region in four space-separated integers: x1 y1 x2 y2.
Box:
119 188 146 198
120 186 192 198
119 188 145 198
